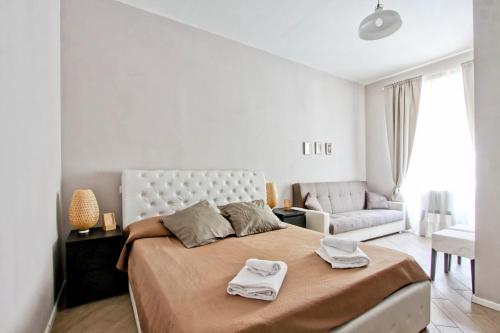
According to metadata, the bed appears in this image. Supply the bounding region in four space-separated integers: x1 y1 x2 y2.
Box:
121 169 430 333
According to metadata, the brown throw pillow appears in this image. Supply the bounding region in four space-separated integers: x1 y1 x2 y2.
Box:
304 192 323 211
252 200 289 229
366 191 390 209
219 200 281 237
161 200 235 248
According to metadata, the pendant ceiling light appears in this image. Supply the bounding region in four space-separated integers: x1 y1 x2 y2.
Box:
358 1 402 40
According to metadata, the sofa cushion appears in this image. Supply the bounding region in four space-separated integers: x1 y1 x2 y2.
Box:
366 191 390 209
295 181 367 214
329 209 404 234
304 192 323 211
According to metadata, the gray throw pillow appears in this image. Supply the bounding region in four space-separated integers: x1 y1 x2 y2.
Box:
161 200 235 248
304 192 323 211
366 191 390 209
219 200 281 237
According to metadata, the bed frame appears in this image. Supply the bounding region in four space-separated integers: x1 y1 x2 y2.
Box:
121 169 430 333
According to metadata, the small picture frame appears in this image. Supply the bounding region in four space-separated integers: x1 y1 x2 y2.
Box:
303 142 311 155
315 142 322 155
325 142 333 155
102 212 117 232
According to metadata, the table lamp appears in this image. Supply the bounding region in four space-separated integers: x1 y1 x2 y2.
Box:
69 189 100 234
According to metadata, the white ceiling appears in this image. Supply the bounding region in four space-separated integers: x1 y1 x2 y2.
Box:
116 0 473 84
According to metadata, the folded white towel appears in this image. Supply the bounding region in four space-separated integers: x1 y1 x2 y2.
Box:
321 236 357 253
316 244 370 269
246 259 282 277
227 261 288 301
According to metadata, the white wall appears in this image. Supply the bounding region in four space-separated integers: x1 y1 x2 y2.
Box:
0 1 62 332
61 0 365 234
364 51 473 196
473 0 500 306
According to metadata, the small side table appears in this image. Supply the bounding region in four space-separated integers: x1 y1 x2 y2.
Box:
66 226 128 307
273 208 306 228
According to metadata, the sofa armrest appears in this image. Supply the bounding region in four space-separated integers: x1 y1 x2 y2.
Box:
388 201 405 212
292 207 329 235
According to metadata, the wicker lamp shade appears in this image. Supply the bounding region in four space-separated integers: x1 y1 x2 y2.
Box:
266 182 278 209
69 189 99 233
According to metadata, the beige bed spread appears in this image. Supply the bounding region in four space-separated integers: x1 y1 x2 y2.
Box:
123 224 428 333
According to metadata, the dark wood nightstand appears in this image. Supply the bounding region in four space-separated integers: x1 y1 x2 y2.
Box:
65 226 128 307
273 208 306 228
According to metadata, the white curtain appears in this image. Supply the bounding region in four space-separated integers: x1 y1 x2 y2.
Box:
384 77 422 205
462 61 475 143
402 68 475 237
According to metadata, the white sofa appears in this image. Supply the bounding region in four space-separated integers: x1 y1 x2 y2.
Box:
292 181 405 241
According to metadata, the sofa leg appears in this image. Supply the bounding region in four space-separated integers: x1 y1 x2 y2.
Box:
457 256 462 265
431 249 437 280
444 253 450 273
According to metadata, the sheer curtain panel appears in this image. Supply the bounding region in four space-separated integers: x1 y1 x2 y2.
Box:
462 61 475 143
402 69 475 236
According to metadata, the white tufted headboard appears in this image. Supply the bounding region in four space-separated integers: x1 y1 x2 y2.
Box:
121 169 266 227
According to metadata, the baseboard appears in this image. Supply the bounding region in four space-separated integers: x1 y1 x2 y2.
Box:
471 294 500 312
44 280 65 333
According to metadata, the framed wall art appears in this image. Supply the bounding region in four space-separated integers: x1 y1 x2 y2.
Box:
325 142 333 155
303 142 311 155
315 142 322 155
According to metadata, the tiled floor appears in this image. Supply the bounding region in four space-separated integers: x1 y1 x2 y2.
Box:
369 233 500 333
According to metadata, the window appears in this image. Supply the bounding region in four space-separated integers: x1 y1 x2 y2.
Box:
402 68 474 236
